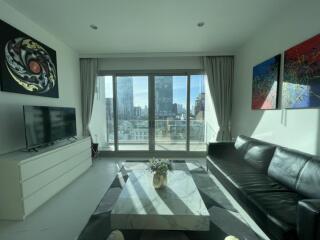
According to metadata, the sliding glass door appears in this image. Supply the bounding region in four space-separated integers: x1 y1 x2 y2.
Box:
155 76 187 151
92 72 206 154
190 75 206 151
116 76 149 150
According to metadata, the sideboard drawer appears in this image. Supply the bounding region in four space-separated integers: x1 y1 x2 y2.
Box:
0 137 91 220
23 159 92 216
20 139 90 181
21 149 91 198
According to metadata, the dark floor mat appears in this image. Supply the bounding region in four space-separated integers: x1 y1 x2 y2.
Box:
78 160 260 240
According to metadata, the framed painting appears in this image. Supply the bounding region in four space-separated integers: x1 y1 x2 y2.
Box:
0 19 59 98
282 34 320 108
252 54 281 110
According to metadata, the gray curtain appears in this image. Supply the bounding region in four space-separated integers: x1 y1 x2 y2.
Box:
203 56 234 141
80 58 98 137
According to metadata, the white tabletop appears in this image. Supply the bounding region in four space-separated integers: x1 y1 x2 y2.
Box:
111 170 210 231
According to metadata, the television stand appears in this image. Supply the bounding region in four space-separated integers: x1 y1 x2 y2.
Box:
0 137 91 220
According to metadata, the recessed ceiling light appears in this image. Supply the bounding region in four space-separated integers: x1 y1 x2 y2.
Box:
90 24 98 30
197 22 205 27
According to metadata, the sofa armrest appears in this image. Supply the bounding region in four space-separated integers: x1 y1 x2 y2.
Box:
297 199 320 240
207 142 235 158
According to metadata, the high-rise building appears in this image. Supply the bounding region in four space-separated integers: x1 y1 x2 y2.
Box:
142 105 148 118
106 98 113 121
117 77 134 120
194 93 205 120
177 104 184 114
134 106 142 118
155 76 173 117
105 98 114 144
172 103 178 115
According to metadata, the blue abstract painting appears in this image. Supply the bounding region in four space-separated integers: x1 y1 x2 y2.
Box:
252 55 280 110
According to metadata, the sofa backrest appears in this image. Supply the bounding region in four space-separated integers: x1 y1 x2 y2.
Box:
234 135 250 158
235 135 320 198
268 147 312 191
295 157 320 198
234 135 276 173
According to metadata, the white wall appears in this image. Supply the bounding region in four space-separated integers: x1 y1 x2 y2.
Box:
98 56 202 71
0 0 82 155
232 0 320 155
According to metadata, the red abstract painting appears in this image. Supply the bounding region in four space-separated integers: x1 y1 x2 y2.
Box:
283 34 320 108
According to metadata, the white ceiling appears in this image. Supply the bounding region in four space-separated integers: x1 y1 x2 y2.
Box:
4 0 295 56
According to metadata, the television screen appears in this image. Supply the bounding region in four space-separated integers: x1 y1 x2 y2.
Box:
23 106 77 149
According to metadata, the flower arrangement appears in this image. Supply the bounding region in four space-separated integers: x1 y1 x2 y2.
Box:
149 158 171 175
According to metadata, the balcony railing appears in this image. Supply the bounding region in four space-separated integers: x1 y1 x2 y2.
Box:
103 119 207 151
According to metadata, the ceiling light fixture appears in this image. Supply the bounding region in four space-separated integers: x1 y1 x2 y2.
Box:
90 24 98 30
197 22 205 27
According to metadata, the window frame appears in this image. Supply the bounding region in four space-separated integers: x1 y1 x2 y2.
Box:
97 69 207 158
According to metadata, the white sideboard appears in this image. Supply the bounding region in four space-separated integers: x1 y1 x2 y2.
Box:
0 137 92 220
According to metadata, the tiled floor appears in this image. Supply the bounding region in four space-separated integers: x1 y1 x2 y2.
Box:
0 158 120 240
0 157 268 240
0 158 205 240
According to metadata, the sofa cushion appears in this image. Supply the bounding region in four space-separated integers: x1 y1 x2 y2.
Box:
208 142 241 161
234 135 276 173
296 158 320 198
246 191 302 234
243 141 276 173
234 135 250 158
210 158 258 180
268 147 311 191
230 173 292 194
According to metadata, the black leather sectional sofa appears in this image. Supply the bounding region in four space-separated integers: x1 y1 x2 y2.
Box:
207 135 320 240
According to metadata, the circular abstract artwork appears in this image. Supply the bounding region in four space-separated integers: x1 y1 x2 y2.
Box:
4 37 57 93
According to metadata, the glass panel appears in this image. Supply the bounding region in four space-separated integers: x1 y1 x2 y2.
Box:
117 76 149 150
155 76 187 151
190 75 206 151
105 76 115 150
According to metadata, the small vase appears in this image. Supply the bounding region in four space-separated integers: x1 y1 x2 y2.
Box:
153 172 167 189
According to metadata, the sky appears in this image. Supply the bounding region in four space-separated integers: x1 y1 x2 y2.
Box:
104 75 205 108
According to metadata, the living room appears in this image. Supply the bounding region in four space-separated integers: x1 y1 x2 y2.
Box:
0 0 319 240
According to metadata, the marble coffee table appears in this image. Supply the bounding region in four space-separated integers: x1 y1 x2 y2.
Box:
111 170 210 231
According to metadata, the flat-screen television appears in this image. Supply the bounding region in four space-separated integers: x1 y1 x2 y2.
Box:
23 106 77 149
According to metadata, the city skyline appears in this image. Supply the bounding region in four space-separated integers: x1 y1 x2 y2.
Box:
104 75 205 109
